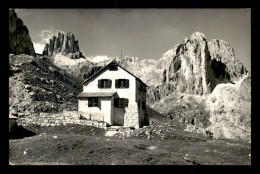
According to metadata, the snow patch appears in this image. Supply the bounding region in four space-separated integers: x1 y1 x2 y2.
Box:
91 55 111 63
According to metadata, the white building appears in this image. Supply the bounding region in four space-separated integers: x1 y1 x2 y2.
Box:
78 60 149 128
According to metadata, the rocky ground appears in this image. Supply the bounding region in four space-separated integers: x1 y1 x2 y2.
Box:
149 80 251 143
9 54 80 116
9 111 251 165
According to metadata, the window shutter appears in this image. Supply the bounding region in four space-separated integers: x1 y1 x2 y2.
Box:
95 98 98 107
118 99 122 107
108 79 112 88
125 79 129 88
124 98 129 107
88 98 92 107
98 80 101 88
115 79 119 88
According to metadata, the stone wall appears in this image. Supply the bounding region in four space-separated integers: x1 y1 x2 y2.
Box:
78 111 105 122
124 102 140 129
16 111 108 129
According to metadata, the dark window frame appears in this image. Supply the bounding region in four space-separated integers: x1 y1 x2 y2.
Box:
98 79 112 88
109 64 118 71
114 98 129 108
115 79 129 88
88 97 98 107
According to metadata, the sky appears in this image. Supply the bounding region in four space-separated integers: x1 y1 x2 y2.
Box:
15 8 251 71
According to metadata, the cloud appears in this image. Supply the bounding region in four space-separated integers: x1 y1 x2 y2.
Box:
91 55 110 63
33 28 65 54
40 28 65 43
33 42 45 54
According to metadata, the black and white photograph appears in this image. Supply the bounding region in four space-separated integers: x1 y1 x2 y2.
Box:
9 8 251 165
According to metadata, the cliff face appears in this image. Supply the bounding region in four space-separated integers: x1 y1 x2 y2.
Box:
208 39 248 82
141 32 250 142
205 74 251 141
145 32 248 104
9 9 36 56
163 32 215 95
42 32 85 59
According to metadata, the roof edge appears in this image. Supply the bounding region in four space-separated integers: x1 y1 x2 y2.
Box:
83 60 148 87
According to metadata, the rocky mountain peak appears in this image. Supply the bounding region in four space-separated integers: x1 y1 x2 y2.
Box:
42 32 85 59
162 31 213 96
54 31 65 38
191 31 206 38
208 39 247 82
145 31 249 104
9 9 36 56
184 31 206 43
208 39 235 61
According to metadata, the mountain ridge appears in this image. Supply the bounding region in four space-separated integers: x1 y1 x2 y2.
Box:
9 9 36 56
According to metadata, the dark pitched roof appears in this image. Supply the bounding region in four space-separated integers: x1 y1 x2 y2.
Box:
83 60 148 87
78 92 116 98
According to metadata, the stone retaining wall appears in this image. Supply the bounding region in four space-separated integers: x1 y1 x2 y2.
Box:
16 111 108 129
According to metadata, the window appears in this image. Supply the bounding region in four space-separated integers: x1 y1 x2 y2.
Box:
109 64 118 71
88 97 98 107
115 79 129 88
98 79 112 88
114 98 129 108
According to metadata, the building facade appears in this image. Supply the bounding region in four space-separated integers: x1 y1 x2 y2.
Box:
78 60 148 129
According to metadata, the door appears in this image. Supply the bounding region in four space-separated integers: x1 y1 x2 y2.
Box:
113 107 125 126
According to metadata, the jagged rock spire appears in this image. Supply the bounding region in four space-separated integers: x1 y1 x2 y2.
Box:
42 32 85 59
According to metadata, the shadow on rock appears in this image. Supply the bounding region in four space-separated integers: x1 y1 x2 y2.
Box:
146 105 165 120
